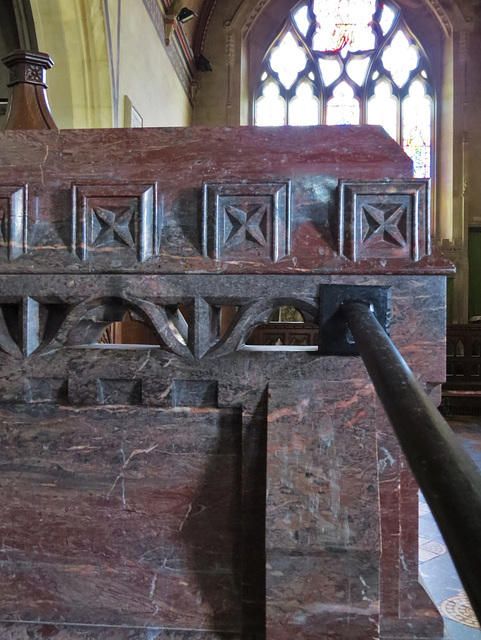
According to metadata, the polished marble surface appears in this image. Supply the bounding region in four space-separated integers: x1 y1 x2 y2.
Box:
420 418 481 640
0 125 452 638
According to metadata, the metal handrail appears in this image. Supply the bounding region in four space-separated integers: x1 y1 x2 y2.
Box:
342 300 481 625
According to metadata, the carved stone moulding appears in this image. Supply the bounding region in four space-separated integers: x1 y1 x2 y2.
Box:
339 180 431 262
203 182 291 262
71 183 162 262
0 184 28 260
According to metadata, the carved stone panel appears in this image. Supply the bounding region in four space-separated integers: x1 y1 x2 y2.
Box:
339 180 430 262
72 183 161 262
0 184 28 260
203 182 291 262
0 127 447 639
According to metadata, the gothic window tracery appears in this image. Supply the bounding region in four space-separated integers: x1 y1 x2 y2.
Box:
254 0 434 178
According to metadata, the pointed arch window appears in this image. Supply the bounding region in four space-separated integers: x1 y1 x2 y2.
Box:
254 0 434 179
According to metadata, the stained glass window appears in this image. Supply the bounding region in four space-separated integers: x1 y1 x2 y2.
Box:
289 81 320 125
269 32 308 90
312 0 377 53
367 79 398 140
318 58 342 85
254 0 434 179
382 31 419 88
326 81 360 125
402 79 432 178
346 57 371 85
256 81 286 126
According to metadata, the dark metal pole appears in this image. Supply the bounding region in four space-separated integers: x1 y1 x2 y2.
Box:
342 300 481 624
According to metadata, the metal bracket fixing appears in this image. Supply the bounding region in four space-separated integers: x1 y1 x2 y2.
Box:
318 284 391 356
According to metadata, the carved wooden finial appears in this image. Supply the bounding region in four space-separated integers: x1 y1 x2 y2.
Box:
2 50 58 130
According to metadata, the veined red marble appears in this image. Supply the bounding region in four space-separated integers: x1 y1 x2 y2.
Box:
0 126 447 639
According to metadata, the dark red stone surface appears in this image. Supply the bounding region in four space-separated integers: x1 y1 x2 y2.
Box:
0 126 453 275
0 126 449 639
0 406 243 630
266 380 380 639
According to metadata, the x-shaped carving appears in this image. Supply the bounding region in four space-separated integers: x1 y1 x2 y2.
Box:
224 205 267 248
92 206 135 248
362 202 407 248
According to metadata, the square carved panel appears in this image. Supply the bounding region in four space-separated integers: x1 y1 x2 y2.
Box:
339 180 430 262
72 183 161 262
203 182 291 262
0 184 28 260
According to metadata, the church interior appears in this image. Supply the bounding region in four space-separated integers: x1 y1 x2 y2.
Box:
1 0 481 639
1 0 481 321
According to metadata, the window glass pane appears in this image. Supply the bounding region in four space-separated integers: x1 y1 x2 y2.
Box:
255 82 287 126
346 56 371 85
318 57 343 85
289 81 320 125
326 81 360 124
380 3 397 35
269 31 308 89
293 5 311 37
367 80 398 140
254 0 433 170
312 0 376 53
402 80 431 178
382 30 419 88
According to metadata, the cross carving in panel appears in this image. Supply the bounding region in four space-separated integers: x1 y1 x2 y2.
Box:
361 202 407 248
338 180 430 262
72 183 161 262
91 206 136 249
203 182 290 262
224 204 268 249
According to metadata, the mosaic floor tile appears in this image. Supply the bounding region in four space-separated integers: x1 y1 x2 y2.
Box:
419 418 481 639
419 512 445 543
439 592 481 630
419 501 431 516
444 617 481 640
420 538 447 555
420 548 442 563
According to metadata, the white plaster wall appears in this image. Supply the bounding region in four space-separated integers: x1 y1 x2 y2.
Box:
116 0 192 127
30 0 192 129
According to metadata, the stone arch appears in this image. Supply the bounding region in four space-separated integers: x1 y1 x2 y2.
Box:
206 296 318 357
49 295 192 359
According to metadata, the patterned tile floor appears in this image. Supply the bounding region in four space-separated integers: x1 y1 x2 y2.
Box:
419 418 481 640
